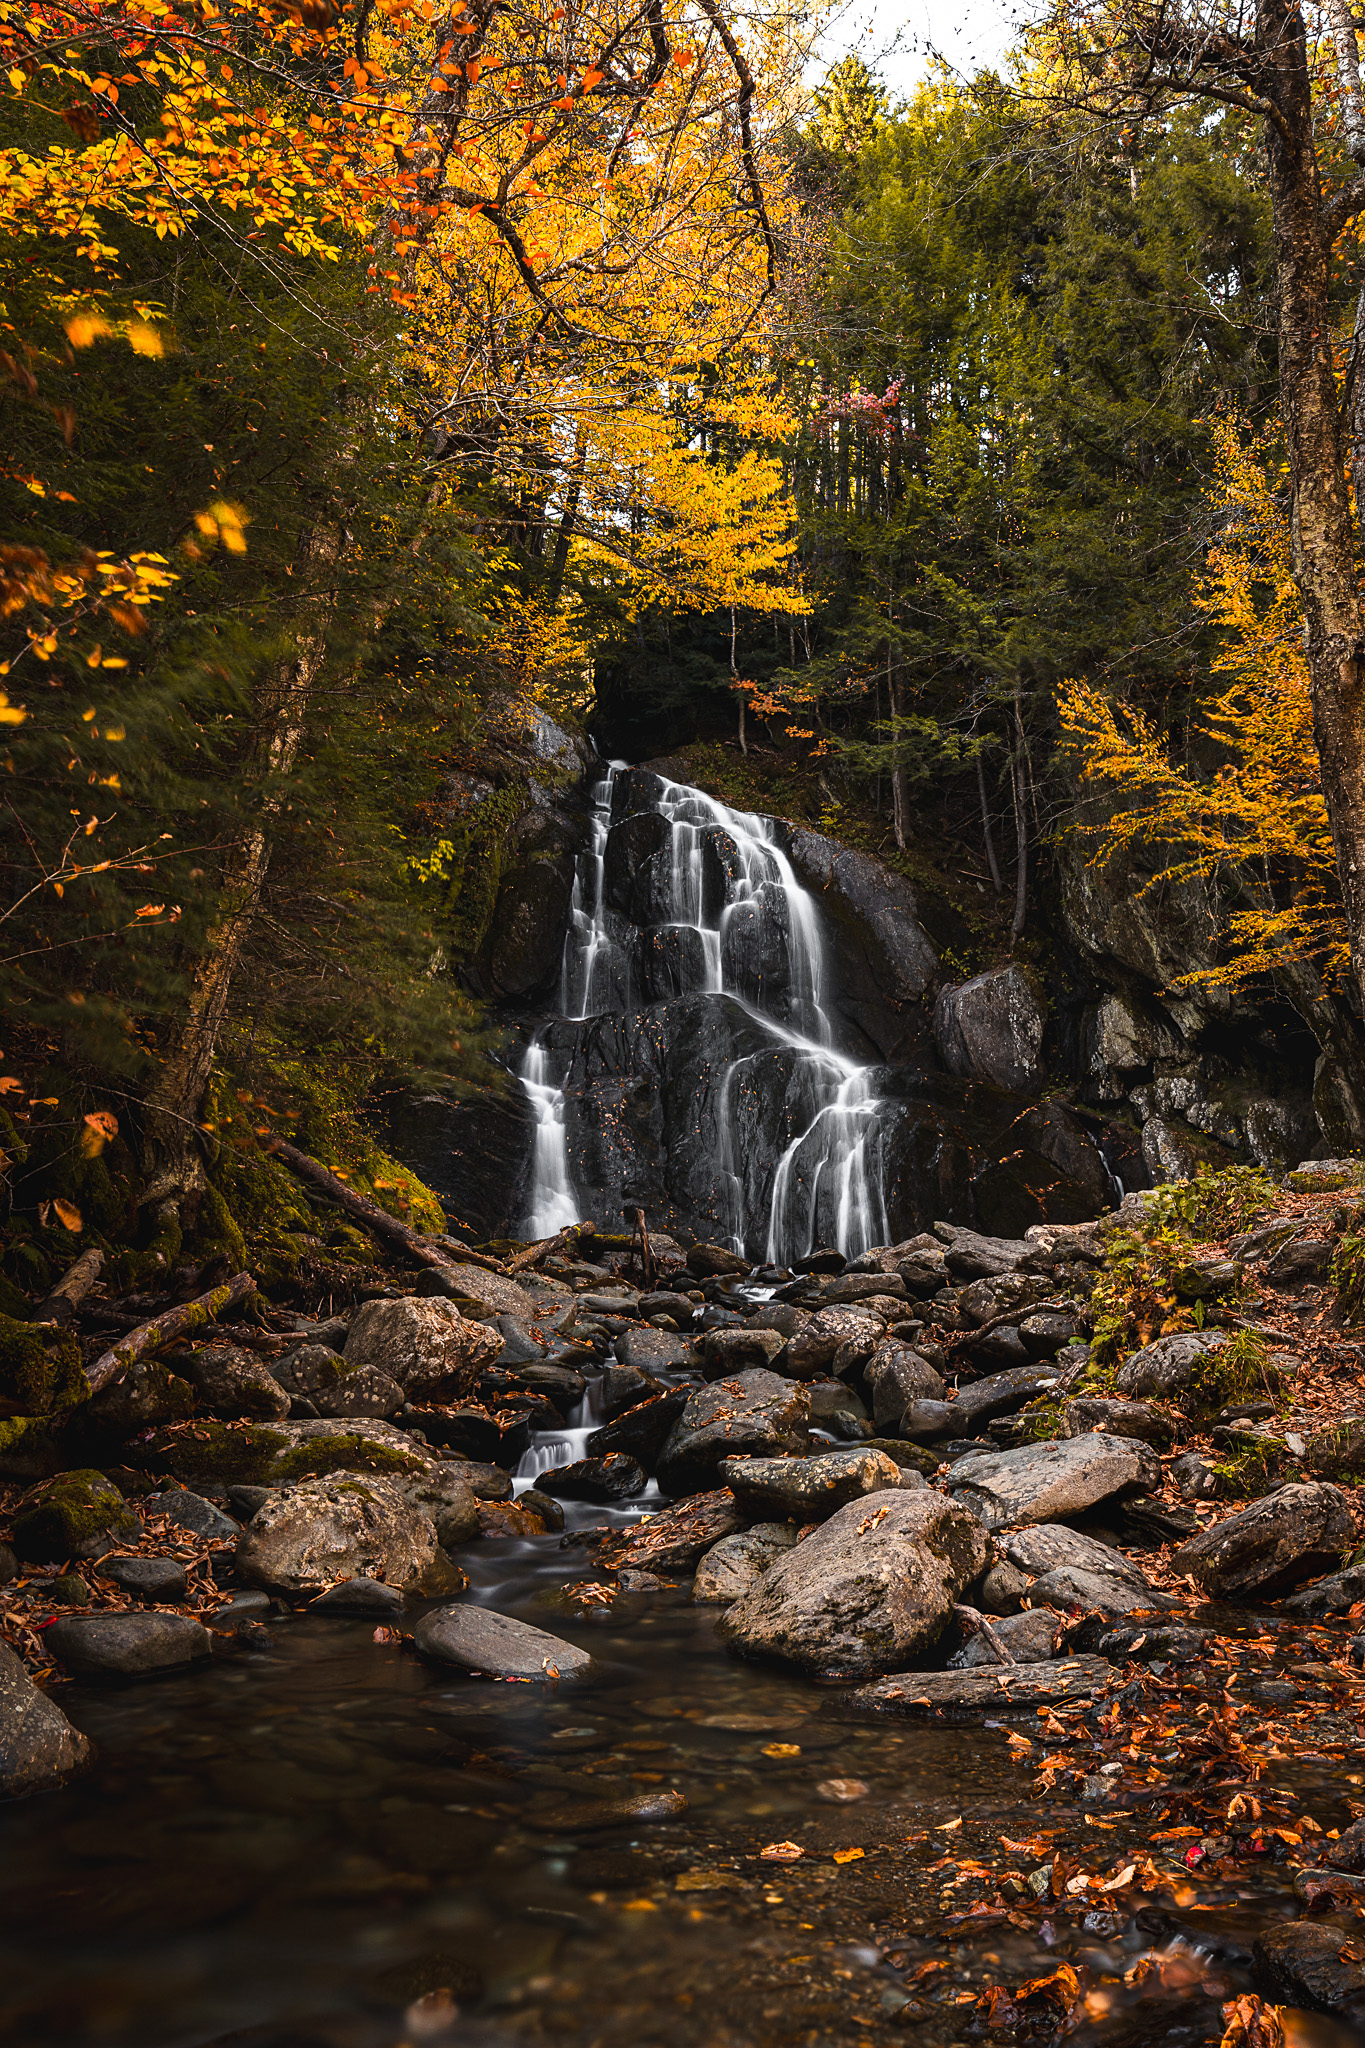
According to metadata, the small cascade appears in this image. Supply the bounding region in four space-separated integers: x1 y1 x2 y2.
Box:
517 760 894 1263
511 1374 607 1496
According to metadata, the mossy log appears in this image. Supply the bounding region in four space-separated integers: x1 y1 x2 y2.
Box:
32 1248 106 1328
266 1136 505 1274
86 1269 258 1395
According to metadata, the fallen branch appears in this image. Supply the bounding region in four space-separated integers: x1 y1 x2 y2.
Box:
629 1206 657 1291
33 1246 105 1327
952 1602 1017 1665
506 1223 585 1273
266 1136 489 1273
86 1269 258 1396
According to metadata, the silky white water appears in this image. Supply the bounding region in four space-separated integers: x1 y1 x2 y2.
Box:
518 764 889 1262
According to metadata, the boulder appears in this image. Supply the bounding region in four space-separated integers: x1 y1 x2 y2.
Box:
1027 1564 1179 1617
901 1399 959 1442
343 1296 503 1402
686 1244 750 1278
933 964 1047 1095
313 1363 406 1420
616 1328 690 1373
1254 1921 1365 2023
539 1454 646 1503
12 1469 142 1563
999 1524 1152 1587
695 1328 785 1377
398 1468 481 1549
235 1474 439 1598
1018 1312 1087 1359
949 1607 1061 1668
1171 1483 1354 1599
102 1555 188 1603
598 1489 745 1572
957 1272 1048 1328
778 1307 887 1382
84 1359 195 1433
940 1229 1035 1280
1171 1450 1220 1499
145 1416 438 1489
595 1364 661 1415
182 1346 290 1422
952 1365 1063 1430
46 1612 212 1678
718 1490 990 1678
1114 1330 1231 1411
692 1523 798 1605
0 1641 93 1794
719 1446 902 1522
587 1388 688 1466
821 1272 910 1304
865 1343 945 1433
946 1436 1161 1532
657 1371 809 1497
310 1574 409 1618
1061 1398 1177 1449
414 1605 594 1681
1305 1417 1365 1480
851 1656 1113 1715
1282 1562 1365 1617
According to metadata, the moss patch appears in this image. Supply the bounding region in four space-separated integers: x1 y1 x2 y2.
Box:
11 1467 142 1561
1212 1437 1289 1499
0 1313 88 1415
145 1420 429 1487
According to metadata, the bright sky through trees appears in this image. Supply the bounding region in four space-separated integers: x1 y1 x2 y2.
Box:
815 0 1018 93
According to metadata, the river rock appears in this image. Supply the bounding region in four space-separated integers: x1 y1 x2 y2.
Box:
598 1489 745 1572
778 1307 886 1381
821 1272 910 1303
84 1358 195 1433
952 1365 1063 1430
0 1641 93 1795
946 1436 1161 1532
414 1604 594 1681
865 1343 945 1432
719 1446 902 1521
718 1490 990 1678
12 1469 142 1563
1171 1482 1354 1598
657 1370 810 1496
1282 1561 1365 1617
1027 1564 1179 1617
235 1474 439 1598
343 1296 502 1402
638 1291 698 1322
151 1487 240 1541
313 1362 406 1420
940 1228 1037 1280
1000 1524 1151 1586
1018 1311 1086 1359
692 1522 798 1604
540 1454 647 1503
595 1364 661 1416
274 1343 346 1403
976 1560 1032 1614
934 964 1047 1095
588 1388 688 1466
309 1574 409 1618
686 1244 750 1278
1171 1449 1220 1499
616 1327 690 1373
901 1399 958 1442
398 1468 481 1548
102 1555 189 1602
182 1345 290 1422
46 1612 212 1678
1061 1398 1177 1448
851 1656 1112 1715
1254 1921 1365 2022
146 1416 438 1489
949 1606 1061 1667
696 1328 785 1377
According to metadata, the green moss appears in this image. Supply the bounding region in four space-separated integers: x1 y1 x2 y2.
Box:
1333 1235 1365 1325
1142 1166 1279 1243
1211 1437 1288 1498
12 1467 141 1561
274 1433 427 1482
1020 1399 1066 1442
145 1420 427 1486
1306 1418 1365 1480
1182 1330 1285 1420
0 1312 88 1414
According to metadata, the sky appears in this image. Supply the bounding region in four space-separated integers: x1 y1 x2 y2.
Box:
813 0 1022 99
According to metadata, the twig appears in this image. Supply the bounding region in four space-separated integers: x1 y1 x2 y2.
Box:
86 1269 257 1395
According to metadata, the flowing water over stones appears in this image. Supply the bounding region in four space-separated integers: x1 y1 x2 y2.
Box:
520 765 893 1263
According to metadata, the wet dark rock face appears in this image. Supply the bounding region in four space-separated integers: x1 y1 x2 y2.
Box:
402 759 1131 1250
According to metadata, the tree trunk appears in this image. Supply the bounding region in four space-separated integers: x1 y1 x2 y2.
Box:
977 747 1003 894
1261 0 1365 1022
141 519 343 1207
890 673 910 851
548 421 588 604
1010 686 1028 939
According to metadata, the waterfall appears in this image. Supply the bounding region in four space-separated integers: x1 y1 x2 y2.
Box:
517 763 890 1262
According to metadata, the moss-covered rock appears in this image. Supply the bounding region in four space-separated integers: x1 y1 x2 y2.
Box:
0 1313 88 1415
12 1469 142 1562
143 1418 435 1488
1305 1418 1365 1482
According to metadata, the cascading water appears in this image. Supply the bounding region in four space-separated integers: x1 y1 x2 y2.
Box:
518 762 891 1263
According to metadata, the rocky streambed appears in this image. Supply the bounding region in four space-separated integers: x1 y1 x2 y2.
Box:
7 1168 1365 2045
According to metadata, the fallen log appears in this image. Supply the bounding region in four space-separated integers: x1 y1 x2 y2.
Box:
86 1269 258 1396
505 1221 596 1274
33 1247 106 1327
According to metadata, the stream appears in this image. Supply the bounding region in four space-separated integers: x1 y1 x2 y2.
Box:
2 1349 1358 2048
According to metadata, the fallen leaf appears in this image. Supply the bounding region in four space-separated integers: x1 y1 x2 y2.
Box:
832 1847 865 1864
763 1742 801 1758
759 1841 803 1861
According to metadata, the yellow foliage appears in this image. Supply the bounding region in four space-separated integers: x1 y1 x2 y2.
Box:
1057 412 1347 992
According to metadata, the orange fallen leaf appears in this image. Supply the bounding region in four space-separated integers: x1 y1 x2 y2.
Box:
832 1847 864 1864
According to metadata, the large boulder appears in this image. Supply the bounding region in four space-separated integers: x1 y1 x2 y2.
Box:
693 1523 797 1605
12 1469 141 1563
0 1641 93 1794
598 1490 745 1572
46 1612 211 1678
778 1307 887 1382
414 1605 594 1682
657 1371 809 1496
1114 1330 1233 1413
945 1436 1161 1532
343 1297 502 1403
781 826 938 1060
718 1490 990 1678
1171 1483 1354 1599
235 1474 440 1598
719 1447 903 1521
952 1364 1064 1430
933 965 1047 1096
865 1343 945 1433
144 1416 439 1489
